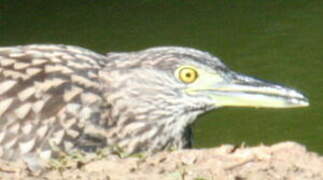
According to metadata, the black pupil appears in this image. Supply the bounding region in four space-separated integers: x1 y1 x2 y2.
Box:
185 72 192 78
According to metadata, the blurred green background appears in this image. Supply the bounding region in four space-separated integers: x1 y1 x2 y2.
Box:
1 0 322 154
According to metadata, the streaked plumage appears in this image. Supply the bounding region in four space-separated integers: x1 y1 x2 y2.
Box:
0 44 308 167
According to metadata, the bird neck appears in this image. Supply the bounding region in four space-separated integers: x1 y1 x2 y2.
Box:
104 102 203 153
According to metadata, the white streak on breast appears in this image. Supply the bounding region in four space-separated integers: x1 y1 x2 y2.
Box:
64 86 83 102
0 98 14 117
32 58 47 65
35 78 65 91
0 132 5 143
66 103 81 114
22 123 33 134
14 62 30 70
0 80 17 95
71 74 100 88
45 65 61 73
50 130 65 145
37 125 48 137
66 129 79 138
15 103 32 119
26 68 42 76
32 100 46 113
0 59 15 66
64 141 74 151
3 70 25 79
9 123 20 134
19 139 35 154
81 92 101 104
18 87 35 101
62 118 77 129
4 138 17 149
39 150 52 159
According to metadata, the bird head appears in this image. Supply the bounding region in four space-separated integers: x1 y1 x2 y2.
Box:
100 46 309 139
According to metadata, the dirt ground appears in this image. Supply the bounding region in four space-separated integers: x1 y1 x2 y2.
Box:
0 141 322 180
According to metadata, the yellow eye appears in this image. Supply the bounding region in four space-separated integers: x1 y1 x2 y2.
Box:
178 67 198 83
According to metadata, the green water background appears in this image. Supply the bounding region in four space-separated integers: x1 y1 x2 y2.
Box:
1 0 322 154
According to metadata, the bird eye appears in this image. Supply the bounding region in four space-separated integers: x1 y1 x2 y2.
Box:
178 67 198 83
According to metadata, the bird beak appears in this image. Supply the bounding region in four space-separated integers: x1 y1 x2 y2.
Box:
187 72 309 108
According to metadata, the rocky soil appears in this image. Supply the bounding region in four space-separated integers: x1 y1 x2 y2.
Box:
0 141 322 180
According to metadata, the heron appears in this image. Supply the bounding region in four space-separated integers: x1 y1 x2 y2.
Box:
0 44 308 166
